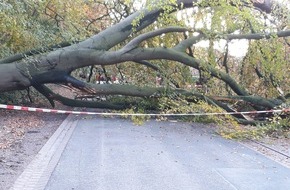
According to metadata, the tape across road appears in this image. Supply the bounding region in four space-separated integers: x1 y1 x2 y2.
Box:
0 103 289 116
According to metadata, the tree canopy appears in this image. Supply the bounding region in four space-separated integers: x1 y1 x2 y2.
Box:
0 0 289 125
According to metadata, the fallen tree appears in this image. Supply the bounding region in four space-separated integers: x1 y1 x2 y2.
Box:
0 0 289 124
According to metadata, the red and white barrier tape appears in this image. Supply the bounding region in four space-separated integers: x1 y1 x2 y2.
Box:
0 104 289 116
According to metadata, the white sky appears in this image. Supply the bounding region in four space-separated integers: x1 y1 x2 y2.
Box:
274 0 290 7
194 39 249 58
134 0 288 57
178 0 290 57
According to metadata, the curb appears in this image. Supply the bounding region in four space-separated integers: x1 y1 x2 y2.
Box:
10 115 78 190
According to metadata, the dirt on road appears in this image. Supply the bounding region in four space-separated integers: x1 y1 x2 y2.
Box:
0 109 67 190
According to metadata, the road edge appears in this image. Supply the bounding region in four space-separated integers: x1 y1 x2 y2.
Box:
10 114 77 190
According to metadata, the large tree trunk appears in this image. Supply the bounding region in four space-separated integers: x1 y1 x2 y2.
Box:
0 64 31 92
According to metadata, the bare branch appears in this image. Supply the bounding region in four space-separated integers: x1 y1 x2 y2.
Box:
173 33 205 52
122 26 190 52
135 60 180 88
172 29 290 52
225 29 290 40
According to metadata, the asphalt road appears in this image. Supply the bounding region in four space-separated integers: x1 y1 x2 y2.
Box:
11 116 290 190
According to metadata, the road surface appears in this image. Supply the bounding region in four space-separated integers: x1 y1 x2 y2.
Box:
11 115 290 190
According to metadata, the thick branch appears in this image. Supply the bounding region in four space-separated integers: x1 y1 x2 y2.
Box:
0 41 75 64
251 0 272 13
33 84 55 107
79 83 176 97
52 94 128 110
114 47 250 96
211 95 277 109
135 60 159 70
